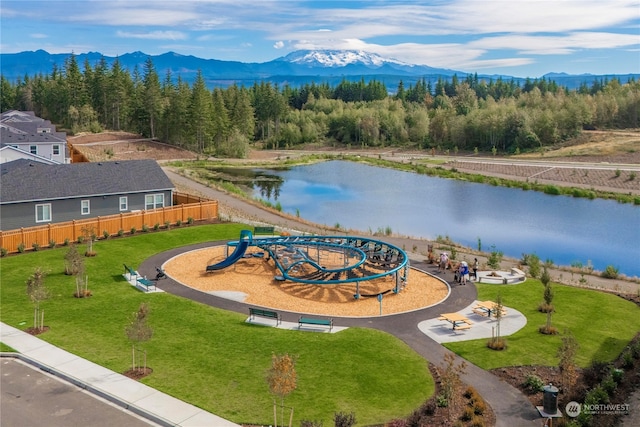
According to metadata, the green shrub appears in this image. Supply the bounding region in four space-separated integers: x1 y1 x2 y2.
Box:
48 239 56 248
164 221 170 229
611 368 624 383
32 242 40 251
0 247 7 257
601 373 617 395
142 224 149 232
522 374 544 394
601 265 619 279
187 217 194 224
333 412 356 427
487 246 503 269
117 229 124 237
17 242 25 253
153 223 160 231
77 236 84 244
543 185 560 195
103 230 110 239
526 253 541 278
176 219 182 227
130 227 137 235
63 238 70 246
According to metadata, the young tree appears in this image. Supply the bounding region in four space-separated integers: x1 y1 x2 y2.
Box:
26 267 50 333
267 353 297 427
539 267 558 334
64 244 84 276
125 303 153 375
557 331 579 397
439 352 467 416
81 224 96 256
488 293 507 350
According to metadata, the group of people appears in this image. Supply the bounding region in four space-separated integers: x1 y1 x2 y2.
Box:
438 253 479 286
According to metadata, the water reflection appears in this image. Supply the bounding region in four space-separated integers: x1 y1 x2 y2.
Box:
204 166 285 200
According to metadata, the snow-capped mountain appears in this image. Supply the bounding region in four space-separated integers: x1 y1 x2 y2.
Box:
279 50 410 68
2 49 636 90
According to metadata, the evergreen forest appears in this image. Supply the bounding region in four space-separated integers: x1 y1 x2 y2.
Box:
1 53 638 158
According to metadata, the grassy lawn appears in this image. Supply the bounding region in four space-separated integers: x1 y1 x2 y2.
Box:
0 223 434 425
445 280 640 370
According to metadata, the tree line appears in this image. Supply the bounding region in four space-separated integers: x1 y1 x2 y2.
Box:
1 53 638 157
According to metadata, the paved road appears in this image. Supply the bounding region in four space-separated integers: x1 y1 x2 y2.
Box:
1 358 156 427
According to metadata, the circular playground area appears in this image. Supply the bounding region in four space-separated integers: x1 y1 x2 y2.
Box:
163 234 449 317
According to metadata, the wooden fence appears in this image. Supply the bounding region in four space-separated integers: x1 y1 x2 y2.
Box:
0 199 218 254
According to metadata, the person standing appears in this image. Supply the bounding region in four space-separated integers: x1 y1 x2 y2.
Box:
472 258 479 281
460 261 469 285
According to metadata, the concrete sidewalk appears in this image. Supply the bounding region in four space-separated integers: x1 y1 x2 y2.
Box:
0 322 239 427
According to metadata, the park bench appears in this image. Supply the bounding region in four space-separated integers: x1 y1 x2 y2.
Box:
123 264 139 281
253 226 275 235
136 277 156 292
453 323 471 330
298 316 333 331
249 307 281 325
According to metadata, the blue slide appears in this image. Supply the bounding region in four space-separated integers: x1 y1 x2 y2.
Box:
206 230 253 271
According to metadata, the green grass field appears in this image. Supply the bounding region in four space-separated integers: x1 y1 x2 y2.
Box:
445 281 640 370
0 224 434 425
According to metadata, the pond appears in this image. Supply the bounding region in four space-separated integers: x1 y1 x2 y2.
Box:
223 160 639 277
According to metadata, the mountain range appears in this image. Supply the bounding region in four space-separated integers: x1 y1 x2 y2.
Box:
1 49 637 91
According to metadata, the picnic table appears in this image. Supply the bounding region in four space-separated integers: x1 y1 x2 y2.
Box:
472 300 507 318
438 312 473 330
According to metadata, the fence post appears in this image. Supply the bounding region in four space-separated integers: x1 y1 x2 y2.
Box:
72 220 76 241
181 204 185 222
200 201 204 221
21 227 25 246
97 216 101 235
120 213 124 231
48 223 52 245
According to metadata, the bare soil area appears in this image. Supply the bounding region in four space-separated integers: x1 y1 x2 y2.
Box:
68 132 197 162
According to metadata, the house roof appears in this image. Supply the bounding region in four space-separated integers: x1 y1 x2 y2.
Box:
1 159 174 204
0 127 67 144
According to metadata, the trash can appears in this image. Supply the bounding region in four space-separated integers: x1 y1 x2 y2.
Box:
543 383 559 414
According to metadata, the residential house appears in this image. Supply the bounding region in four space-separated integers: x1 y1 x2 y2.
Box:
0 159 174 230
0 110 70 164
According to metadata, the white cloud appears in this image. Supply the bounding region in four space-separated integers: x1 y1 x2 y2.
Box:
30 33 48 39
471 32 640 55
72 7 199 26
273 40 284 49
116 31 187 41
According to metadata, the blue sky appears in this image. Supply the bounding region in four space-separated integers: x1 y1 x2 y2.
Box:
1 0 639 77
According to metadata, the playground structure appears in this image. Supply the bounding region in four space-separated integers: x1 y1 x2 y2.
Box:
206 230 410 298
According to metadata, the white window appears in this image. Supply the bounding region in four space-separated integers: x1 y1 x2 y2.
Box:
35 203 52 222
119 196 128 211
30 145 37 155
53 145 60 155
145 194 165 210
81 200 90 215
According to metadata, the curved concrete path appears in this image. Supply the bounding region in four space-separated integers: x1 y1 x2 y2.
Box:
140 242 541 427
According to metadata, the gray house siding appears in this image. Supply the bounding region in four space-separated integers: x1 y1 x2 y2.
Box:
0 190 173 230
1 159 175 230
